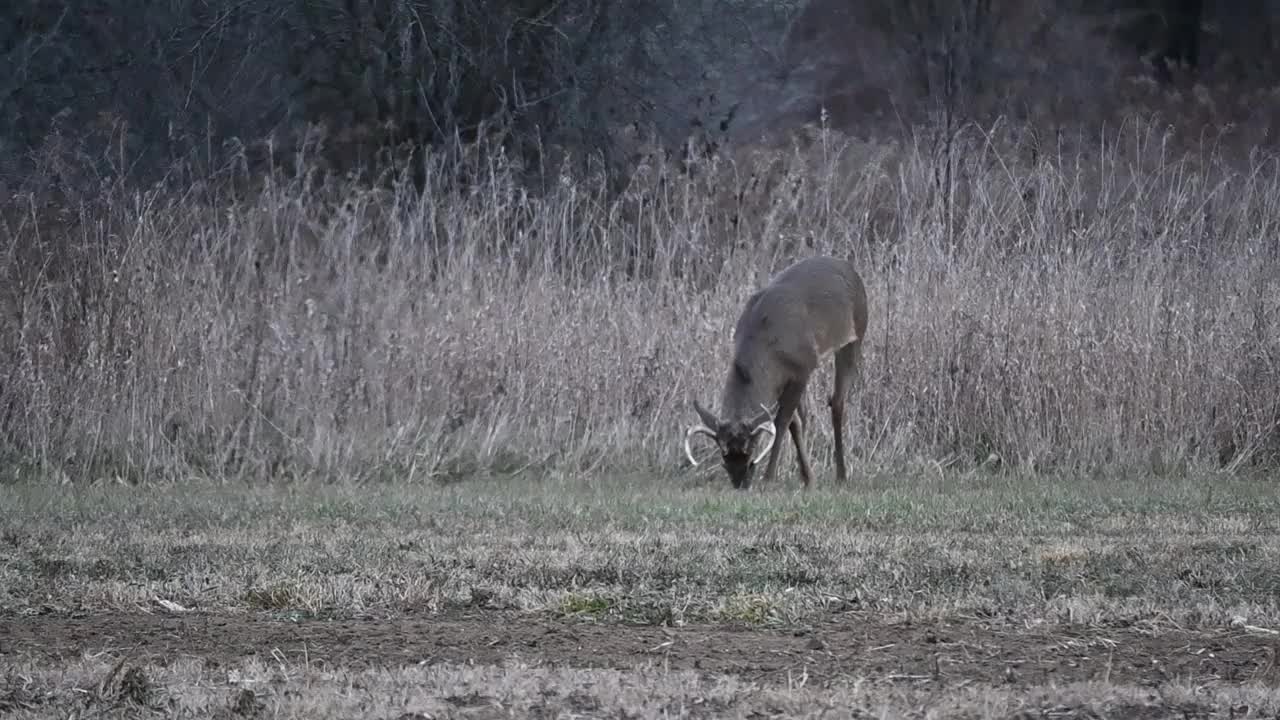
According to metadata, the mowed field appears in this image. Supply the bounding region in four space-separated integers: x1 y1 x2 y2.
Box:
3 471 1280 719
3 116 1280 717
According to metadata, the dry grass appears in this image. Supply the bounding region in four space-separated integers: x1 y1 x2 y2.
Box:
1 116 1278 485
6 653 1279 720
6 104 1280 718
3 114 1280 716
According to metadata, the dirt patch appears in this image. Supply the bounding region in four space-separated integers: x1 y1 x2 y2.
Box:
1 610 1275 689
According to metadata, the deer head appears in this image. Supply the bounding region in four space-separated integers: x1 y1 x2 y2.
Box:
684 400 777 489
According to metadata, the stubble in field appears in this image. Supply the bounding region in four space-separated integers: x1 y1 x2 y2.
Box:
3 473 1280 718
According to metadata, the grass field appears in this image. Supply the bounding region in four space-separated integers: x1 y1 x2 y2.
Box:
3 119 1280 717
3 471 1280 718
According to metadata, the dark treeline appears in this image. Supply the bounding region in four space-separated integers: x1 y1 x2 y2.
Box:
2 0 1279 196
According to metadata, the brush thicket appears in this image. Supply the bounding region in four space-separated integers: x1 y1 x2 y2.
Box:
1 118 1277 484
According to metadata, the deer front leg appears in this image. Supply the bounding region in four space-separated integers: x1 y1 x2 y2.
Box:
830 342 862 484
761 381 807 487
789 400 813 488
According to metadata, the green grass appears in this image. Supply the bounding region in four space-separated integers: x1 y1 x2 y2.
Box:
5 470 1280 718
3 470 1279 628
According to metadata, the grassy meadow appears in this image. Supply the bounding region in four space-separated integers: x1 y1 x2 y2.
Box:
2 117 1280 717
4 472 1280 718
2 471 1280 624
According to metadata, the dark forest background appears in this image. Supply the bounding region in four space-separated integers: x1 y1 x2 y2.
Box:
2 0 1275 193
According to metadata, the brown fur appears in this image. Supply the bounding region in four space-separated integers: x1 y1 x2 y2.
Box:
686 256 869 490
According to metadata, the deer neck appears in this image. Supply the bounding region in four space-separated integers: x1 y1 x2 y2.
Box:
718 355 781 422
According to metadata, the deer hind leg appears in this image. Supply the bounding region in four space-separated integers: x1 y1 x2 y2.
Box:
789 398 814 489
761 378 810 487
830 340 863 483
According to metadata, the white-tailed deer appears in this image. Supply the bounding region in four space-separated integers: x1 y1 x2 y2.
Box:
684 256 869 489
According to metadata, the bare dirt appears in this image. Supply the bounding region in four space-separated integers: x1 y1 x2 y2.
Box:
2 610 1276 688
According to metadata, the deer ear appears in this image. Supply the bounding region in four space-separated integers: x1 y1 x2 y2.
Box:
692 399 720 430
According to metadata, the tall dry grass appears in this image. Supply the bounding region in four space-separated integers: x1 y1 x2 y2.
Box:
1 117 1277 485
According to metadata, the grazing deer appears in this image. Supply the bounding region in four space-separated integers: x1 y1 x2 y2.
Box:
684 256 869 490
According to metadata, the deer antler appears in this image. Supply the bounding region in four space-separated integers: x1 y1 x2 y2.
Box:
684 424 717 466
748 404 776 466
